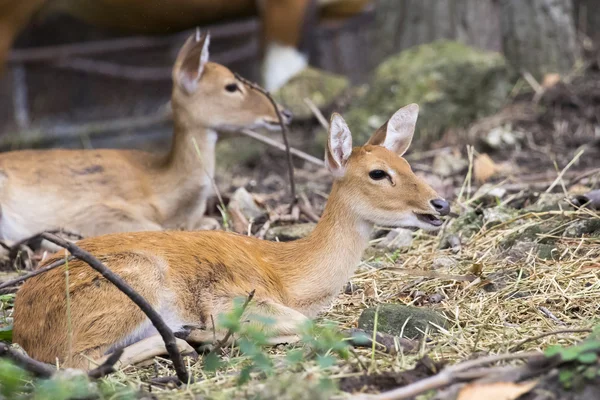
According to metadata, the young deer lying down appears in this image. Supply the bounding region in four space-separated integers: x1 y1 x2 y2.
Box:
0 31 290 243
13 104 450 369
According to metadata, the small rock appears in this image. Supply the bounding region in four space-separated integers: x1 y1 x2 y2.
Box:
525 193 569 212
439 234 461 253
370 227 391 240
562 219 600 238
431 256 458 270
432 152 468 177
473 184 507 201
537 244 558 260
428 293 444 304
228 187 265 222
482 207 515 226
357 304 447 339
265 223 316 241
571 189 600 210
377 228 413 250
481 125 523 150
411 291 426 300
344 282 360 295
504 241 538 263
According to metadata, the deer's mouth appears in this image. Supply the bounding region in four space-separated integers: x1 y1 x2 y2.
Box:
415 213 443 227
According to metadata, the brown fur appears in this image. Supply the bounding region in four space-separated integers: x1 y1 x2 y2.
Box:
13 105 447 369
0 0 372 73
0 33 287 242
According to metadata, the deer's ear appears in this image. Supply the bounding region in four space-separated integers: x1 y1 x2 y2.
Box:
367 104 419 156
173 29 211 94
325 113 353 178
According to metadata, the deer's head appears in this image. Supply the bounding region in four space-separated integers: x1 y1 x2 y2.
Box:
325 104 450 231
171 31 291 131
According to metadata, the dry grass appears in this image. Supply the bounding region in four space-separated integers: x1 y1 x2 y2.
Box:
86 198 599 399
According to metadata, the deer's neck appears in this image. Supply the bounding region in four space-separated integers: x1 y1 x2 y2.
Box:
153 108 217 219
162 114 217 179
279 184 372 316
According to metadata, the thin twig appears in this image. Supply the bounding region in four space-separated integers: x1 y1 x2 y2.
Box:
208 289 256 355
87 348 125 379
0 343 55 378
545 148 585 193
235 73 297 206
510 328 593 352
239 129 324 167
303 98 330 130
538 306 566 325
352 351 541 400
0 257 73 290
39 232 190 383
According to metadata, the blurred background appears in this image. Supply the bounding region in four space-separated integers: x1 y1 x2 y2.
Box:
0 0 598 198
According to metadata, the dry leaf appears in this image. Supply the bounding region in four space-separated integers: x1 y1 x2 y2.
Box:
457 380 538 400
228 205 250 234
474 153 498 183
542 73 561 89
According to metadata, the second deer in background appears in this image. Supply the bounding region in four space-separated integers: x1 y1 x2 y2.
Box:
0 31 291 244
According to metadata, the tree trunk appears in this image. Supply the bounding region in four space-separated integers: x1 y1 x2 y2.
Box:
574 0 600 54
372 0 502 65
500 0 579 78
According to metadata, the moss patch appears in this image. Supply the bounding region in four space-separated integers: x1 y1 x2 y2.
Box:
345 40 510 145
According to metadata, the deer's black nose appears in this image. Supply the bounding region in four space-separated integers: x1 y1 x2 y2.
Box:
430 199 450 216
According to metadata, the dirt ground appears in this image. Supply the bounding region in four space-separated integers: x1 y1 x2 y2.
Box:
0 60 598 399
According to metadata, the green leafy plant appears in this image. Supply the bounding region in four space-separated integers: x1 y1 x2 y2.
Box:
544 326 600 390
204 297 350 390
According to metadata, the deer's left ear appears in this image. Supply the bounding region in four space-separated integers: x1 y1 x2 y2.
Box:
325 113 353 178
367 104 419 156
173 29 211 94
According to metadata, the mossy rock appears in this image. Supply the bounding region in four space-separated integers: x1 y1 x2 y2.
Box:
563 218 600 238
524 193 570 213
500 220 558 249
265 223 316 242
538 244 559 260
273 67 350 120
446 209 483 239
216 136 264 169
345 40 510 145
358 304 447 339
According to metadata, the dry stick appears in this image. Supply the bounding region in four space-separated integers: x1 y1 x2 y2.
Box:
353 351 541 400
87 348 125 379
239 129 323 167
234 73 297 206
0 257 74 290
208 289 256 356
39 232 190 384
510 328 593 352
0 342 55 378
303 98 330 130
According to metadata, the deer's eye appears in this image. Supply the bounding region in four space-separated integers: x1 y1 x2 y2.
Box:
369 170 387 180
225 83 239 93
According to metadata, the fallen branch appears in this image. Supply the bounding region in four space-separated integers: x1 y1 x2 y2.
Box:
39 232 191 383
0 343 55 378
352 351 541 400
235 73 297 206
208 289 256 356
239 129 324 167
87 348 124 379
510 328 592 352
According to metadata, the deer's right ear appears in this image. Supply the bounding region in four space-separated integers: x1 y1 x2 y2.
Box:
325 113 353 178
367 104 419 156
174 29 210 94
